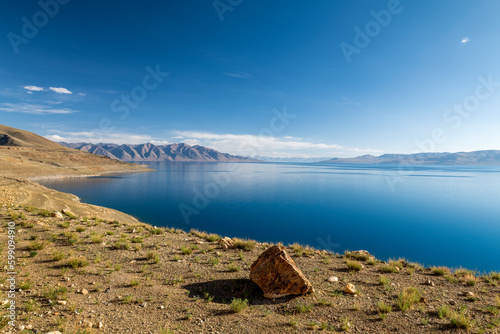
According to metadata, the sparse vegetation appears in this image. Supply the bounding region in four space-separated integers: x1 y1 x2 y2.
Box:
396 287 422 311
66 256 89 269
346 260 363 272
437 304 451 319
377 301 392 315
230 298 249 313
431 266 450 276
449 311 473 329
233 238 256 251
294 301 314 313
180 245 193 255
227 263 241 272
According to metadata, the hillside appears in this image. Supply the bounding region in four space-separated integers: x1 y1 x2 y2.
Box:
0 124 67 149
60 142 259 162
322 150 500 165
0 124 151 180
2 205 500 333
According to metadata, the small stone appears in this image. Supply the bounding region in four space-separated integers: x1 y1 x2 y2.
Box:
141 302 147 307
160 305 165 309
98 322 103 329
129 260 136 264
218 237 234 249
449 300 457 305
52 211 64 219
26 324 33 329
18 325 25 331
327 276 339 283
57 300 67 305
426 280 435 287
464 291 475 297
81 289 89 295
64 277 70 281
344 283 356 294
46 331 63 334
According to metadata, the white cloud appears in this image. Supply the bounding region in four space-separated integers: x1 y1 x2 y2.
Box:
0 103 78 115
224 72 254 79
172 131 381 158
49 87 73 94
78 92 86 97
45 130 162 145
150 140 169 145
461 37 469 44
24 85 45 92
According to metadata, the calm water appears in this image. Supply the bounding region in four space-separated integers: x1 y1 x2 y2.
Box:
39 162 500 272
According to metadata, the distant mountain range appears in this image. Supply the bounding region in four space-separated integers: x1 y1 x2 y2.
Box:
59 142 259 162
321 150 500 165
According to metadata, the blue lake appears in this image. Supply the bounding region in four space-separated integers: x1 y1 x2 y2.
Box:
39 162 500 272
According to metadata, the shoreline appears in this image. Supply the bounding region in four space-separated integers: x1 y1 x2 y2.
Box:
26 167 154 181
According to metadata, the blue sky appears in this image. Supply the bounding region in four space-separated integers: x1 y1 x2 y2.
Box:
1 0 500 158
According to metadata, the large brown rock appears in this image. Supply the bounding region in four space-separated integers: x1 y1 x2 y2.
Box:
250 246 314 298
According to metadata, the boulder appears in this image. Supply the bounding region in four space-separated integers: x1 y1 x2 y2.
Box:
249 246 314 298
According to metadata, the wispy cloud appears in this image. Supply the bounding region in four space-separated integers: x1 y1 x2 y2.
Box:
0 103 79 115
45 130 167 145
224 72 254 79
172 131 381 158
461 37 469 44
49 87 73 94
24 85 45 92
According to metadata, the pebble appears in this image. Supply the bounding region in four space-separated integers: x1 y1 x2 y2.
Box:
82 289 89 295
426 280 435 287
449 300 457 305
327 276 339 283
344 283 356 294
57 300 67 305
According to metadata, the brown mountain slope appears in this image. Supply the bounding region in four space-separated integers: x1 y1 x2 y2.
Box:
0 124 151 180
0 124 67 149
